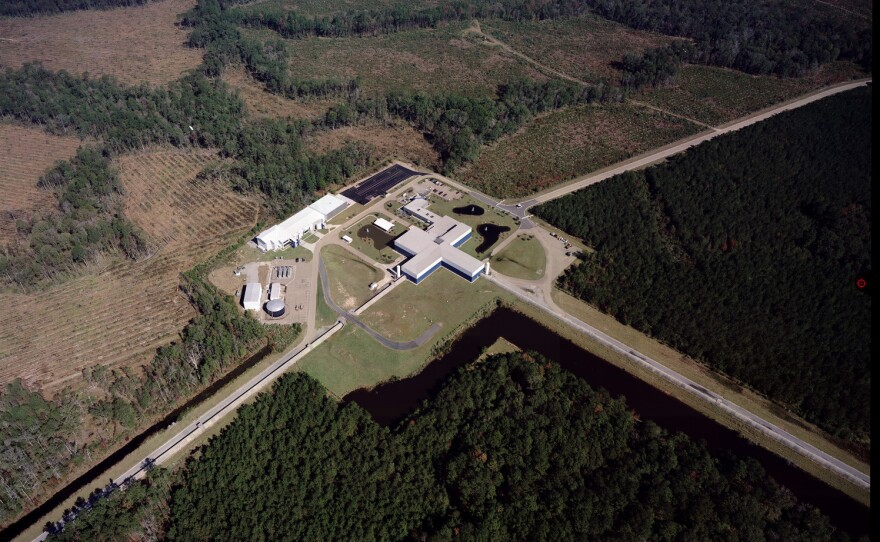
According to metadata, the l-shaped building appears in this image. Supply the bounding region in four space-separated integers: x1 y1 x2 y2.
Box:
394 199 485 283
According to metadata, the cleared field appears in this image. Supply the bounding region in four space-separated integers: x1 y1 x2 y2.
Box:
459 102 700 198
300 268 503 395
0 148 261 390
490 233 546 280
480 14 678 84
321 244 382 311
0 123 81 244
251 0 439 17
308 121 440 169
634 64 867 127
268 21 546 98
221 67 340 119
0 0 202 86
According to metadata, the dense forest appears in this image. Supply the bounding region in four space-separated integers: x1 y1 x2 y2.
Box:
0 0 151 16
50 354 852 540
534 87 871 446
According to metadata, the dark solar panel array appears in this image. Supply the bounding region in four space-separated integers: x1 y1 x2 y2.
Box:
341 164 419 204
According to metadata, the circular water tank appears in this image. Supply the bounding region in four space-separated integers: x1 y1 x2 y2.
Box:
264 299 286 318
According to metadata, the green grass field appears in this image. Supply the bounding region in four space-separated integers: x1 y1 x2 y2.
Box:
490 233 546 280
426 194 519 257
359 267 501 341
314 276 338 330
339 213 407 263
299 268 506 395
459 102 700 198
242 244 313 262
321 244 383 311
265 21 545 98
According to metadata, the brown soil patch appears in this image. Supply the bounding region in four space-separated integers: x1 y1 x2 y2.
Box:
0 0 202 86
0 123 81 244
308 121 440 169
0 148 261 390
221 67 340 119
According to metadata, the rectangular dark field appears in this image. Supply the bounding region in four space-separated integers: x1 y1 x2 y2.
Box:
341 164 419 204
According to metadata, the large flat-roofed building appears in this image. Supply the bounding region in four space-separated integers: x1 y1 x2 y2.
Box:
255 194 349 251
395 199 484 284
242 283 262 311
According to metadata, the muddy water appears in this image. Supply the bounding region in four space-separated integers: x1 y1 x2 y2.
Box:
344 307 869 538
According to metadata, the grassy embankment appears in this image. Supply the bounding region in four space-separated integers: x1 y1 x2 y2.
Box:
321 244 383 311
490 233 546 280
297 269 506 397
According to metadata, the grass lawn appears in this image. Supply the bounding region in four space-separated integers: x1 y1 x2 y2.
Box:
339 213 407 264
359 268 501 342
491 233 546 280
300 231 319 244
478 336 520 361
240 244 313 263
314 276 338 330
427 194 519 257
458 102 701 198
328 202 364 225
299 269 508 396
321 244 383 311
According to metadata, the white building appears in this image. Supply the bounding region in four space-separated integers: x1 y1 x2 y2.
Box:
394 203 484 284
373 217 395 233
242 283 262 311
269 282 282 301
255 194 349 251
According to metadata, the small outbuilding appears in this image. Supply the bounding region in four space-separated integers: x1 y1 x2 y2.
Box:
373 217 394 233
242 283 262 311
265 298 286 318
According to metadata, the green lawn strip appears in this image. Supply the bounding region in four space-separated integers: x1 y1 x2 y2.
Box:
490 233 546 280
339 213 407 263
358 268 501 342
321 244 383 311
314 277 338 330
426 194 519 257
240 244 313 263
328 202 365 225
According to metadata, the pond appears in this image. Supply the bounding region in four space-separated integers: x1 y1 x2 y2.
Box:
344 307 869 538
356 224 397 251
475 223 510 253
453 204 485 216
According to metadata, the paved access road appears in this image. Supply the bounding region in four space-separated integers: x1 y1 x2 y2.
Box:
482 271 871 490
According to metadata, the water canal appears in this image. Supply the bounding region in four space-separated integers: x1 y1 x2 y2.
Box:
344 307 869 538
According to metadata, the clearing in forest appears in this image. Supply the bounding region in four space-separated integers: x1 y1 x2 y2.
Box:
635 63 867 126
0 123 81 244
479 15 678 84
263 21 545 98
221 67 341 120
307 120 440 170
0 0 202 86
0 149 260 390
459 102 700 198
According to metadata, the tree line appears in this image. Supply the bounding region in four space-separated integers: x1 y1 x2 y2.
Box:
534 87 871 446
51 353 854 540
0 0 150 17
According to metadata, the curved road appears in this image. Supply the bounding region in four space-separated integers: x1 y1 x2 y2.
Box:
317 257 441 350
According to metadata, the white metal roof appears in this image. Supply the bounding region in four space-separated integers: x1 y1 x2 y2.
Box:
256 207 324 249
269 282 282 300
373 217 394 232
308 194 348 218
243 283 262 305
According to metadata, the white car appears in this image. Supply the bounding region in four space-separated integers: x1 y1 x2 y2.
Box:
515 203 523 208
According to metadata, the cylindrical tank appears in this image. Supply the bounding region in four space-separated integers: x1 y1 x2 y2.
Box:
264 299 286 318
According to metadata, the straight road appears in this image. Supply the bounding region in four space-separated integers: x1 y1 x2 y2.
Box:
482 271 871 490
